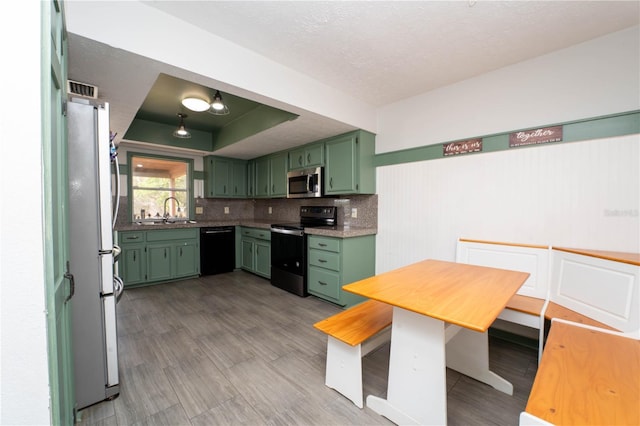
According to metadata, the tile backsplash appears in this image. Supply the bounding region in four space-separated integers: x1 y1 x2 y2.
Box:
115 194 377 228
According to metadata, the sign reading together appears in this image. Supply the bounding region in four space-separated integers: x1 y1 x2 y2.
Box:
509 125 563 147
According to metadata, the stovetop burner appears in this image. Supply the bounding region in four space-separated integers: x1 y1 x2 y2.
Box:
271 206 337 231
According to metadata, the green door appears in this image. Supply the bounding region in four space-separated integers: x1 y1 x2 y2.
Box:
147 244 173 281
255 157 270 197
175 241 199 277
213 158 230 196
241 239 255 270
42 1 75 424
255 241 271 278
325 135 357 194
269 153 288 197
121 245 146 285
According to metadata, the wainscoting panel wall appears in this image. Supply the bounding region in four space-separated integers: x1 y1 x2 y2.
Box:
375 134 639 274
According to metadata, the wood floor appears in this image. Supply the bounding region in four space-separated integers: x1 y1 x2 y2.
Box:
77 271 538 425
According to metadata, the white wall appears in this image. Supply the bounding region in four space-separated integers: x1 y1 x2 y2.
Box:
0 2 52 425
375 26 640 272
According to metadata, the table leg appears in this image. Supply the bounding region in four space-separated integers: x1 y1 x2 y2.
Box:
445 326 513 395
366 306 447 425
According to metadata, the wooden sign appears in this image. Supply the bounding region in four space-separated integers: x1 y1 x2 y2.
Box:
509 125 563 147
443 138 482 156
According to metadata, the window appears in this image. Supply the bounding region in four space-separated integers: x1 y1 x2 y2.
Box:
129 154 193 221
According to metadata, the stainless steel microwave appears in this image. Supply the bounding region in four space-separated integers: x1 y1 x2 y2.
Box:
287 166 323 198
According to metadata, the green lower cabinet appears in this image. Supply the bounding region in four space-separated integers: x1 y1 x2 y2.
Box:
120 243 146 286
146 243 173 282
240 227 271 279
175 240 200 278
118 228 200 287
307 234 375 307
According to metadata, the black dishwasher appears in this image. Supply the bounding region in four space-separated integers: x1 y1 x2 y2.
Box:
200 227 235 275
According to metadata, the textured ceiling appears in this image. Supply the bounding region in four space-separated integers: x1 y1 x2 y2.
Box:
142 1 639 106
67 1 639 159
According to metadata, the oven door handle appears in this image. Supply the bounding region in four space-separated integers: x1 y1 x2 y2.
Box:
271 228 304 236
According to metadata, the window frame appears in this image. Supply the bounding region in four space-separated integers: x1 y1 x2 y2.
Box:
127 152 194 222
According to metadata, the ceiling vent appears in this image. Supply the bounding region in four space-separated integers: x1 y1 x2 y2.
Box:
67 80 98 99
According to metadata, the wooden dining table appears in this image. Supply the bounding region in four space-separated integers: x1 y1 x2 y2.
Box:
343 259 530 425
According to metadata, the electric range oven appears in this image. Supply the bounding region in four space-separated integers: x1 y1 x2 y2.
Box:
271 206 336 297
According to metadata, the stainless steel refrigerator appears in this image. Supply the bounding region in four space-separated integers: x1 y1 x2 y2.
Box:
67 99 123 410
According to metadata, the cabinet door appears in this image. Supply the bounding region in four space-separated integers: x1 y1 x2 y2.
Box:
120 244 146 286
232 161 247 197
255 240 271 278
255 157 270 197
289 147 306 170
213 158 231 196
269 153 288 197
305 144 324 167
241 239 255 270
147 243 172 282
203 156 215 198
325 135 357 194
174 240 199 278
247 161 255 197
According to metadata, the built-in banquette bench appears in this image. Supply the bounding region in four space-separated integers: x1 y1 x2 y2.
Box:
457 239 640 425
520 319 639 426
456 239 640 359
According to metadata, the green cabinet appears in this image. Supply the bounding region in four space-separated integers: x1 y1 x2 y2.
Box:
288 143 324 170
118 228 200 287
324 130 376 195
239 226 271 278
307 234 375 307
118 231 146 286
253 152 287 198
204 155 247 198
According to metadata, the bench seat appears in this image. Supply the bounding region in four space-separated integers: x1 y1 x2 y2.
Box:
521 320 639 425
544 301 619 332
314 300 393 408
506 294 546 316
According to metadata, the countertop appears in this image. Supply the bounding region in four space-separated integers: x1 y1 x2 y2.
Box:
115 220 376 238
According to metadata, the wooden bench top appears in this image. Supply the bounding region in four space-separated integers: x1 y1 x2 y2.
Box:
506 294 546 316
525 321 640 425
553 247 640 267
313 300 393 347
544 301 619 332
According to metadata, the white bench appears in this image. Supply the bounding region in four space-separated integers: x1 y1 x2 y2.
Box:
520 246 639 425
313 300 393 408
457 239 640 358
456 239 551 359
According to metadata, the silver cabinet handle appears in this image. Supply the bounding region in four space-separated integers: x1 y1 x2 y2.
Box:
318 281 328 286
318 259 327 263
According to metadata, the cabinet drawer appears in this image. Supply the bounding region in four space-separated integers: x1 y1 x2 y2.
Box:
119 231 144 243
308 266 341 301
308 249 340 271
241 227 271 241
146 228 198 242
308 236 340 252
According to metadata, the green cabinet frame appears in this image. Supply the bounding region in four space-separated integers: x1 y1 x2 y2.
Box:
239 227 271 278
204 155 247 198
324 130 376 195
307 234 375 307
118 228 200 287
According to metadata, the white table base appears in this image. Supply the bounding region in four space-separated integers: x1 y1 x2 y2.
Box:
366 306 513 425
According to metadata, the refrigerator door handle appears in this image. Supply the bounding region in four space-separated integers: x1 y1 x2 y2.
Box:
114 276 124 303
64 260 75 303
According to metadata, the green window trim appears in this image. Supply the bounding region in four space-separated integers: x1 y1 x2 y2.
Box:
126 152 195 221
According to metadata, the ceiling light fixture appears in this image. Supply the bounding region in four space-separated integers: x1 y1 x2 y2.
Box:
208 90 230 115
181 97 210 112
172 113 191 139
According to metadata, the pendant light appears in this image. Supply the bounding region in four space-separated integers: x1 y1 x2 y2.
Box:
208 90 230 115
172 113 191 139
181 97 210 112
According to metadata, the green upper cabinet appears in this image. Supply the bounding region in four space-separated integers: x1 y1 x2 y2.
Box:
288 143 324 170
246 160 256 198
254 152 288 198
324 130 376 195
203 155 247 198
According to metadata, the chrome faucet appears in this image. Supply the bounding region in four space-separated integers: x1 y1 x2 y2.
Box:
163 197 181 220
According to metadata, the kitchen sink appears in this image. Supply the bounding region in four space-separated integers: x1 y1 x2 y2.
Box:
136 220 196 226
